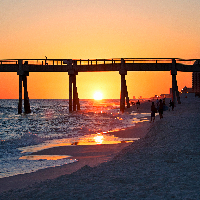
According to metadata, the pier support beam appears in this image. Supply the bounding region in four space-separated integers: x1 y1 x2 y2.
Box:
172 75 176 104
176 80 181 104
17 60 31 114
77 92 80 110
171 59 177 105
120 74 126 112
68 60 80 112
73 75 78 111
125 84 130 108
22 74 31 113
119 58 130 112
69 74 79 112
18 75 23 114
171 59 181 105
69 74 73 112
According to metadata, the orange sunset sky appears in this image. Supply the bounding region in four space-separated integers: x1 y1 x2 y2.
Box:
0 0 200 99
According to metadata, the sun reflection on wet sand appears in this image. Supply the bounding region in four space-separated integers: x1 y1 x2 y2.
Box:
18 132 138 154
94 134 104 144
19 155 72 160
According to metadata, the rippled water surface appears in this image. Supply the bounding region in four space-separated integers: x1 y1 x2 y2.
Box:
0 99 150 178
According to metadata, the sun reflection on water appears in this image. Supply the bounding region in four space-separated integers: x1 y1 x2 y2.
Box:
18 132 138 154
18 108 150 155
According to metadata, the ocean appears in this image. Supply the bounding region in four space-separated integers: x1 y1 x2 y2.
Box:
0 99 150 178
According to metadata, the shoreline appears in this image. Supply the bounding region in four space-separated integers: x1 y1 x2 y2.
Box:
0 100 153 193
0 122 152 193
1 96 199 198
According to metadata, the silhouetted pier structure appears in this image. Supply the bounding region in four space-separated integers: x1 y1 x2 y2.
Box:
0 58 200 113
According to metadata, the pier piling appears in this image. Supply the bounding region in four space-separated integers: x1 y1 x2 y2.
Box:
171 59 181 105
17 60 31 114
125 85 130 108
73 75 77 111
176 80 181 104
119 58 130 112
69 74 73 112
68 59 79 112
22 74 31 113
18 75 23 114
171 59 177 105
120 74 126 112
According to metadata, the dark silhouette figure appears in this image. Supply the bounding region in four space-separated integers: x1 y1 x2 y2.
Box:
156 98 159 107
159 99 164 119
171 100 174 111
136 100 140 109
169 100 172 111
151 102 156 122
163 98 166 105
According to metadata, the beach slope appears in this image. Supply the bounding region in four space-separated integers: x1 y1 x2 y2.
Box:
0 97 200 199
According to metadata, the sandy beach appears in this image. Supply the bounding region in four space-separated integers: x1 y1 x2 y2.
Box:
0 100 152 193
1 96 200 199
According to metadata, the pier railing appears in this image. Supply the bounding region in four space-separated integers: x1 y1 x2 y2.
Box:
0 58 197 66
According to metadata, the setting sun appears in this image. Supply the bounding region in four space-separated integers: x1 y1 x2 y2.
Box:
93 92 103 100
94 135 104 144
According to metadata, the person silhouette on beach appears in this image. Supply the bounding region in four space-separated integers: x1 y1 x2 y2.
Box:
163 98 166 105
136 100 140 109
159 99 164 119
171 100 174 111
169 100 172 111
156 98 159 107
151 102 156 122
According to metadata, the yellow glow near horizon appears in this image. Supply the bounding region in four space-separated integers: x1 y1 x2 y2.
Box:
94 92 103 100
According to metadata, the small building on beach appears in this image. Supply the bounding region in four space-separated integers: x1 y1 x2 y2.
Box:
181 86 193 94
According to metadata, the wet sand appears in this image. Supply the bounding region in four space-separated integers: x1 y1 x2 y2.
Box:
0 100 152 193
0 143 131 193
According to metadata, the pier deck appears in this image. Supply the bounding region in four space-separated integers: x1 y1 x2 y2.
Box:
0 58 200 113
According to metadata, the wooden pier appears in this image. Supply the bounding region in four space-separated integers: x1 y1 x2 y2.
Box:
0 58 200 113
